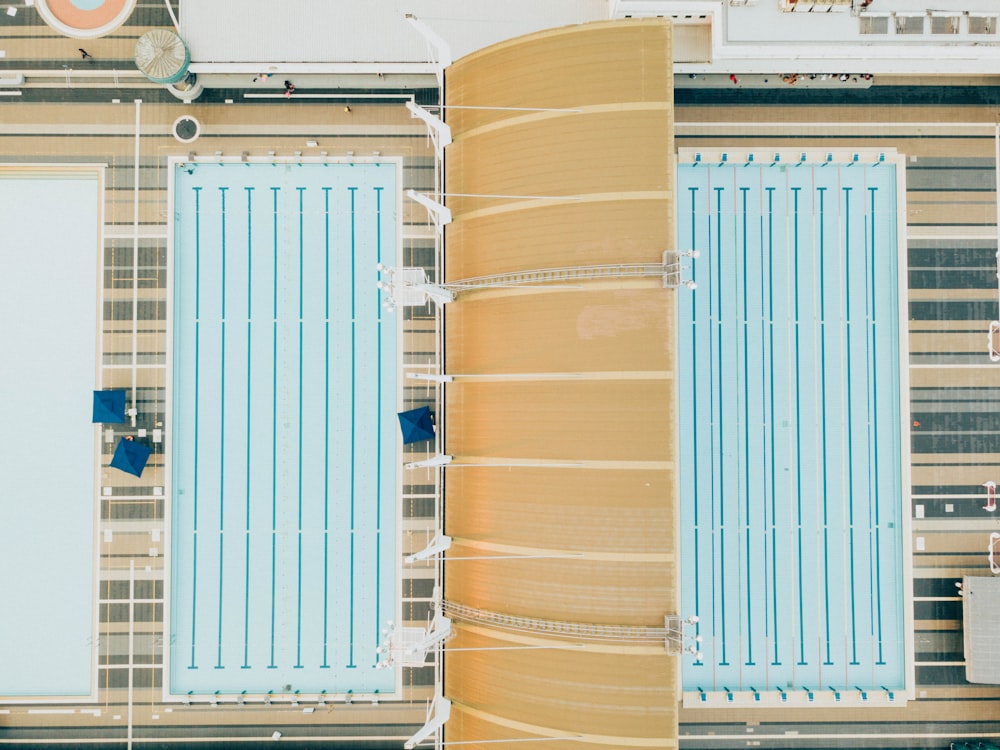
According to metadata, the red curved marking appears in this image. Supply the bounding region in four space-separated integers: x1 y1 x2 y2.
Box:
44 0 129 30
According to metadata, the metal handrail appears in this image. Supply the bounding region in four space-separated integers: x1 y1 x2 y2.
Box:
441 600 673 645
445 262 667 290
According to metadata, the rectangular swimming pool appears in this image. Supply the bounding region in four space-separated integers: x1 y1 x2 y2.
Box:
0 169 100 698
677 155 909 698
169 161 399 697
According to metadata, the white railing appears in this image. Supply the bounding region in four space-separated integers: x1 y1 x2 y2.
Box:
441 600 682 646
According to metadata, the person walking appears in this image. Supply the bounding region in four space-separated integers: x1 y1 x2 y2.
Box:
78 48 92 59
284 80 295 98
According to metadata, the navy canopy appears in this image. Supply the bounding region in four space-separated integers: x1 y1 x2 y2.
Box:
110 438 152 477
397 406 435 444
92 389 127 424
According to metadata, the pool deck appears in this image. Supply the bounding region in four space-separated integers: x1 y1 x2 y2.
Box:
1 5 1000 749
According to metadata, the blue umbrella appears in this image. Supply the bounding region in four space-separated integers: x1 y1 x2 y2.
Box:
93 389 127 423
110 438 152 477
397 406 435 444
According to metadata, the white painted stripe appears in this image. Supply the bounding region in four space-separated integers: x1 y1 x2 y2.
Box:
915 661 966 666
402 227 436 240
243 92 414 100
0 734 411 744
682 733 996 742
103 226 168 239
911 494 987 500
0 162 108 169
676 121 997 131
911 363 1000 368
191 61 433 75
132 100 141 415
100 364 166 370
907 230 998 240
4 69 144 79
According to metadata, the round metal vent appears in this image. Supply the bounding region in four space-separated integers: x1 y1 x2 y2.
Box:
172 115 201 144
135 28 190 84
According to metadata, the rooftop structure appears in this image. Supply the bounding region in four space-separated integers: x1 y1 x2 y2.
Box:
618 0 1000 76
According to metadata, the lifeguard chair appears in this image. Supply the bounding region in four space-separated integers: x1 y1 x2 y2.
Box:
984 480 998 512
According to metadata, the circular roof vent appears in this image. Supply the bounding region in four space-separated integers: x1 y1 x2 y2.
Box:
172 115 201 144
135 28 190 84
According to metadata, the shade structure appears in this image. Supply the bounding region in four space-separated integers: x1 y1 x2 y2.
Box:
397 406 435 444
110 438 151 477
442 19 677 748
92 389 126 423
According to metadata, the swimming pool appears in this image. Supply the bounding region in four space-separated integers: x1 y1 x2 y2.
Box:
677 155 909 699
168 161 399 697
0 170 100 698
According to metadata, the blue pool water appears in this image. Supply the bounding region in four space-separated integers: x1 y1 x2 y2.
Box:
0 173 98 697
677 162 906 692
170 162 397 696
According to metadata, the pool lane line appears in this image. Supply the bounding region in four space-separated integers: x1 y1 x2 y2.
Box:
757 206 768 678
374 185 384 667
740 185 755 668
689 186 703 651
714 184 728 668
347 185 358 669
869 185 886 666
766 186 780 667
217 186 229 670
707 185 717 675
190 186 202 670
863 211 877 661
243 186 254 670
322 186 331 670
844 186 860 667
791 186 807 667
817 185 834 667
268 186 280 670
295 186 306 670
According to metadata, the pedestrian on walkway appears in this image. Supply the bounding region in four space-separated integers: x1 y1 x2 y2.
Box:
284 80 295 98
729 73 738 85
79 48 92 59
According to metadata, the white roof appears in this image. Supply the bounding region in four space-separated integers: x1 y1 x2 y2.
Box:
963 576 1000 685
615 0 1000 75
180 0 608 66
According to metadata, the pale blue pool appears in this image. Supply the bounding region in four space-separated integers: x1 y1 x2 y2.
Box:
677 161 906 693
0 173 98 697
170 162 398 696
